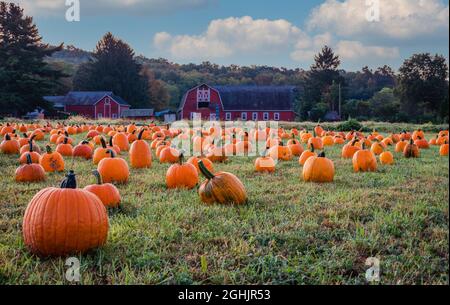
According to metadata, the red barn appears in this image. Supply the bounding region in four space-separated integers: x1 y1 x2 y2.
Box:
178 84 297 121
46 92 130 119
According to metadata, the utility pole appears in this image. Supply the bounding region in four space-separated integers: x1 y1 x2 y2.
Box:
338 82 342 119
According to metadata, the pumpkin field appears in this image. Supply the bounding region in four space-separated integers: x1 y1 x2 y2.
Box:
0 119 448 285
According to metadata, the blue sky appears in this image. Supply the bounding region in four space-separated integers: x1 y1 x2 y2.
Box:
15 0 450 70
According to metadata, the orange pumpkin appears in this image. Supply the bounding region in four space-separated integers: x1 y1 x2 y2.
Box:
84 170 121 208
198 161 247 205
22 171 108 256
93 137 110 165
440 140 449 156
370 141 384 155
268 142 292 161
112 132 129 151
129 129 152 168
303 152 335 183
15 154 46 182
379 151 394 165
353 144 377 172
159 146 181 163
97 150 130 184
39 145 65 172
414 136 429 149
1 134 20 154
404 139 420 158
287 137 304 156
72 141 93 160
255 151 276 173
187 156 214 174
56 137 73 157
299 144 317 166
166 153 199 189
395 140 408 153
342 139 361 159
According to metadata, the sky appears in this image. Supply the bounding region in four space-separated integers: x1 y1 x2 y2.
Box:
11 0 450 71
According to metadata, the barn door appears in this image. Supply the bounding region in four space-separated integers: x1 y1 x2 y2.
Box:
104 103 111 118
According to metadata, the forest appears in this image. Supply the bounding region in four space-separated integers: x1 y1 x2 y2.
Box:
1 1 449 123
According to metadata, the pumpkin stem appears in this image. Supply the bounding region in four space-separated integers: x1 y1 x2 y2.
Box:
5 134 11 141
109 136 114 147
45 145 52 154
81 140 90 145
198 160 215 180
178 152 185 165
106 149 116 158
310 143 315 152
60 170 77 189
138 129 145 140
28 138 33 152
63 137 68 144
100 137 107 148
318 151 326 158
26 153 32 165
92 170 103 185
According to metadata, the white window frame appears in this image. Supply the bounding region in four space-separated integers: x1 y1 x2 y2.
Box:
263 112 269 121
97 113 103 119
252 112 258 121
191 112 201 120
274 113 280 121
241 112 248 121
112 113 117 119
104 98 111 105
210 113 217 121
225 112 232 121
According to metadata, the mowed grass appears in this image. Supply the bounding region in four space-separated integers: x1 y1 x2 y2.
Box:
0 129 448 285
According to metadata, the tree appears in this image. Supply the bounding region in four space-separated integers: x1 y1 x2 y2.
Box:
0 1 65 115
141 65 170 110
73 32 149 108
369 88 400 122
301 46 344 120
396 53 449 122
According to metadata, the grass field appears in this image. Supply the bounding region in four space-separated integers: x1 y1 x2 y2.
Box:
0 122 448 285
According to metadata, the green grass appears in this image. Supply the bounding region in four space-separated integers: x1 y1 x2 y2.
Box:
0 128 448 285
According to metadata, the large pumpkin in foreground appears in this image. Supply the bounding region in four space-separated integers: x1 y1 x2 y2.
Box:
22 171 109 257
198 160 247 205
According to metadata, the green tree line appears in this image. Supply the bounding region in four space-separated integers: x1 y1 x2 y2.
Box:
1 1 448 123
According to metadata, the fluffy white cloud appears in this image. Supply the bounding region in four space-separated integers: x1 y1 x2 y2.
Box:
336 40 399 60
154 16 309 59
154 16 402 66
307 0 449 40
12 0 213 15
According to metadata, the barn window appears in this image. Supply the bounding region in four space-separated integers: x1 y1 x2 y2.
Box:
241 112 247 121
274 113 280 121
197 88 210 109
112 113 117 119
252 112 258 121
225 112 232 121
104 97 111 105
263 112 269 121
97 113 103 119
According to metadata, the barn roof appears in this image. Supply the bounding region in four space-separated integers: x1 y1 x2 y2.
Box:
212 85 296 111
121 109 154 117
62 91 130 106
44 96 66 108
